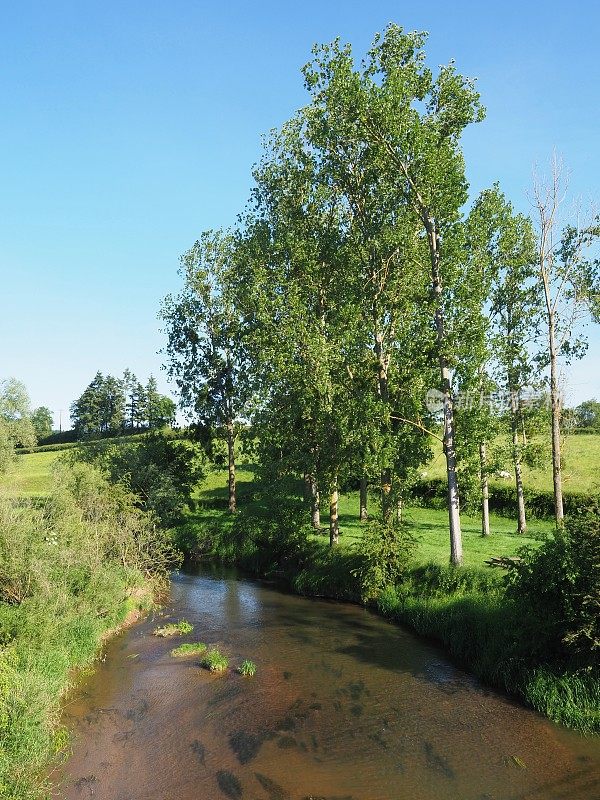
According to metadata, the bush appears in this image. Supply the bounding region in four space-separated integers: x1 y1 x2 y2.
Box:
506 505 600 668
351 519 415 602
237 659 257 676
68 431 205 525
411 477 598 522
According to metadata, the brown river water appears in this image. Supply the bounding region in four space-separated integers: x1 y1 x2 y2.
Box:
52 566 600 800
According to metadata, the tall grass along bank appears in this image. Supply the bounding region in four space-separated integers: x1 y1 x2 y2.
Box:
0 462 178 800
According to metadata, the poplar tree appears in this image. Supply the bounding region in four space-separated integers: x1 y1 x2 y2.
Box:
161 230 249 513
303 25 485 563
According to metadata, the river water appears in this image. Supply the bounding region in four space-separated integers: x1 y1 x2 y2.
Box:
53 566 600 800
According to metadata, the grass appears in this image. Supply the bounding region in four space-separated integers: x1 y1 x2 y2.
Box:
193 463 551 570
170 642 207 657
1 451 60 497
152 620 193 637
200 648 229 673
424 433 600 494
237 659 257 676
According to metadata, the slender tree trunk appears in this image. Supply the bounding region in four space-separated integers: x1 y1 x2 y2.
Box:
329 476 339 546
359 476 368 522
226 418 236 514
510 395 527 535
374 332 392 523
549 319 564 525
427 219 462 565
479 441 490 537
396 496 403 524
310 476 321 529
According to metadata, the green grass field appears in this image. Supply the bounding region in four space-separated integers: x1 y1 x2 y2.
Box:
425 433 600 494
194 463 553 568
1 436 583 569
1 451 61 497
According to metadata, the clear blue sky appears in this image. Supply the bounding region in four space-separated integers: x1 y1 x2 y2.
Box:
1 1 599 426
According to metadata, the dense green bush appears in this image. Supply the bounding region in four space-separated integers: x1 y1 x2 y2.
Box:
351 519 415 602
68 430 205 525
506 506 600 668
412 477 597 521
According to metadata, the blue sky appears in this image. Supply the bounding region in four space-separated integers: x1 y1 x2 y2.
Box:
1 1 599 425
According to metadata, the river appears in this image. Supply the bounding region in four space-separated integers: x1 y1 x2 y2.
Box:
52 566 600 800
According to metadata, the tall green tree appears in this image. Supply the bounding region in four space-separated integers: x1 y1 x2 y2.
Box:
161 230 250 513
0 378 36 470
302 25 485 563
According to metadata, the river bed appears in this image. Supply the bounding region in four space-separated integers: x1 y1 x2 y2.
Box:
53 566 600 800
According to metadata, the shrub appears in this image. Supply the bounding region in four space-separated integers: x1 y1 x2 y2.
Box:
351 519 415 602
506 505 600 668
68 431 205 525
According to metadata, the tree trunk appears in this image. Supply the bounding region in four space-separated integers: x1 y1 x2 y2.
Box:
427 218 462 565
329 477 339 546
226 418 236 514
374 331 393 523
310 475 321 529
479 441 490 537
510 396 527 535
549 319 564 525
359 476 368 522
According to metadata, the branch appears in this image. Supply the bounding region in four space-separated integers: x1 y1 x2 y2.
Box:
390 414 444 443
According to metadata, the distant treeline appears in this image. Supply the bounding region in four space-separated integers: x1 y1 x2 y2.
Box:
69 370 176 438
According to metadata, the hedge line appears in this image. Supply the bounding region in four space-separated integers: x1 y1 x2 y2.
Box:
412 478 597 519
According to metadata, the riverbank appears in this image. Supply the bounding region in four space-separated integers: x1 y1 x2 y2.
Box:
0 464 172 800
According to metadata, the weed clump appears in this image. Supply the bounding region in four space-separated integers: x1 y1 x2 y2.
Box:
153 620 193 637
200 648 229 672
170 642 207 657
237 659 257 676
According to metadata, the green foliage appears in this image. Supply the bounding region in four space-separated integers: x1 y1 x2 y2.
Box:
237 659 257 676
153 620 193 637
402 563 501 598
30 407 54 442
574 399 600 431
200 648 229 672
412 476 599 522
69 430 205 525
0 379 36 473
351 519 415 602
0 460 172 798
217 476 315 575
506 506 600 667
170 642 207 657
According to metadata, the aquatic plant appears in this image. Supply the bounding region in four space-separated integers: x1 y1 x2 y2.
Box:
152 620 193 637
237 659 257 677
200 648 229 672
170 642 207 657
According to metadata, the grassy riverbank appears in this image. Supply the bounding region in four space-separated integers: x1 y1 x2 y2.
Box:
0 463 173 800
177 464 599 734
